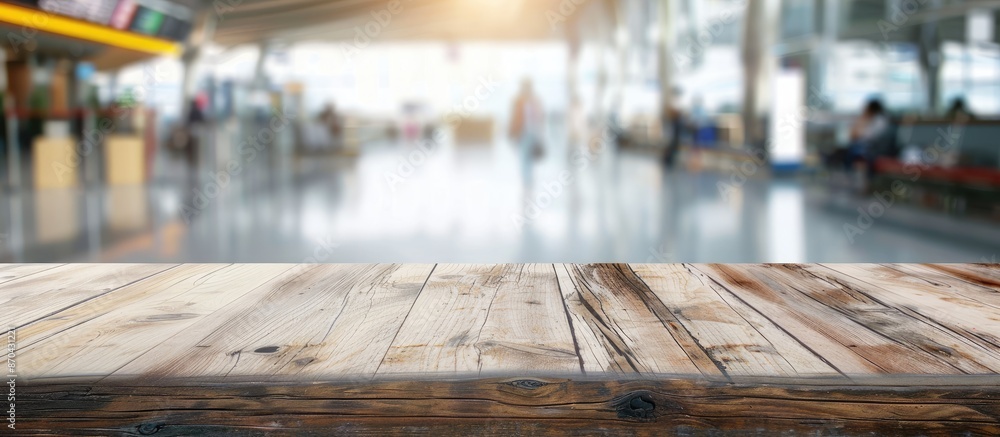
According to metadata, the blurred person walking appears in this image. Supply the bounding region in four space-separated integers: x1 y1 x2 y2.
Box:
186 99 206 169
319 102 343 147
661 104 685 168
509 79 544 191
168 99 206 183
567 94 587 159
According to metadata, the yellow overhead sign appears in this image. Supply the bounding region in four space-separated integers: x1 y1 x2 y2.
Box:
0 2 181 56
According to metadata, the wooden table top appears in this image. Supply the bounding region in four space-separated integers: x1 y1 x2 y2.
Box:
6 263 1000 382
8 263 1000 435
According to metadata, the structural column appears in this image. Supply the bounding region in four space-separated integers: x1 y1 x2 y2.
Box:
613 0 628 120
0 48 7 95
740 0 776 153
566 12 581 143
656 0 676 118
180 11 217 121
2 48 19 191
918 9 941 113
592 2 611 130
813 0 838 101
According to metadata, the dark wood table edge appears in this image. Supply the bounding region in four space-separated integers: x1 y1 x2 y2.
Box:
16 373 1000 436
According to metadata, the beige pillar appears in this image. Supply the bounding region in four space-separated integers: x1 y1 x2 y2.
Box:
657 0 676 118
741 0 776 151
180 11 217 120
0 48 7 93
612 0 628 118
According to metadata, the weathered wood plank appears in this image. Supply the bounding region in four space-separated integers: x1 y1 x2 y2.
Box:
472 264 580 374
1 264 176 328
16 264 225 352
7 263 1000 435
115 264 423 379
552 263 620 373
18 376 1000 436
20 264 292 380
0 264 63 286
555 263 722 376
294 264 436 378
920 263 1000 291
378 264 580 375
763 264 1000 373
630 264 838 377
814 263 1000 371
897 263 1000 300
694 264 969 374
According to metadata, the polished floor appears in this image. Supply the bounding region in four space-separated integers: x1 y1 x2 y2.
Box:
1 133 997 263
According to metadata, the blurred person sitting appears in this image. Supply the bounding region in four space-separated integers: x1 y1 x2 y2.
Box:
945 97 976 122
845 98 890 174
509 79 544 190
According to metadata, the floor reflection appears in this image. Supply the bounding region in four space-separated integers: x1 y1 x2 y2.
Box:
2 135 997 263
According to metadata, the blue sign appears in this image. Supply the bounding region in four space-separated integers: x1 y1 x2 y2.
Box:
76 62 96 81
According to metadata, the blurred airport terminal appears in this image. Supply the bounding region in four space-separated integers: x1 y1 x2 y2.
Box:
0 0 998 263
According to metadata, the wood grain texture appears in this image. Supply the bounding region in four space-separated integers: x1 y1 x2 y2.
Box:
18 375 1000 436
8 263 1000 435
20 264 291 379
555 263 722 376
893 263 1000 304
378 264 579 375
755 264 1000 374
17 265 223 354
296 264 436 378
816 264 1000 371
115 264 432 379
629 264 838 377
1 264 176 328
919 263 1000 291
0 264 64 286
696 263 1000 375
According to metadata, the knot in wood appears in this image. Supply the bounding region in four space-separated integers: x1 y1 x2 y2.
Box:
137 423 164 435
615 392 656 421
506 379 547 390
